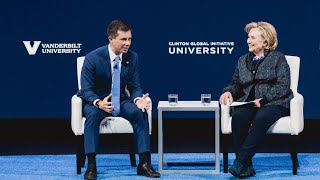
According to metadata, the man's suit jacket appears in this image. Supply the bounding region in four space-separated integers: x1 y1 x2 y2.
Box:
77 45 143 105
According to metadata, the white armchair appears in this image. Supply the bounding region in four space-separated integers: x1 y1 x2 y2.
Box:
71 56 152 174
221 55 304 175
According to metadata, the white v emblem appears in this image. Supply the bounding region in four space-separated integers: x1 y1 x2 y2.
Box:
23 41 41 55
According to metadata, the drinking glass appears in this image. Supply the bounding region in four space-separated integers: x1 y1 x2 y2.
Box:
201 94 211 106
168 94 178 106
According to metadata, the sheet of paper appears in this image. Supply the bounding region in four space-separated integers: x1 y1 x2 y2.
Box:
229 98 262 107
229 101 254 106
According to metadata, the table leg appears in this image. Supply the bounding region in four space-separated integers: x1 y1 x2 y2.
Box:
158 110 163 172
215 109 220 172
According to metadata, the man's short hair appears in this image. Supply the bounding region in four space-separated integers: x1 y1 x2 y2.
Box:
107 20 131 38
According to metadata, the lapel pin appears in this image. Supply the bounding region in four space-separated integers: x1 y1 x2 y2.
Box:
126 61 129 64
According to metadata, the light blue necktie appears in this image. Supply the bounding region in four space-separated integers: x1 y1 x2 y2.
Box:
112 56 120 116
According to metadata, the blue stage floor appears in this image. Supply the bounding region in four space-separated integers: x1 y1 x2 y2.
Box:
0 153 319 179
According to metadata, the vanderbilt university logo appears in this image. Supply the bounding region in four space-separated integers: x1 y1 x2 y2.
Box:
22 40 82 55
23 41 41 55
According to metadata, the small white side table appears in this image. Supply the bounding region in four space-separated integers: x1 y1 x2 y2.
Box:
157 101 220 174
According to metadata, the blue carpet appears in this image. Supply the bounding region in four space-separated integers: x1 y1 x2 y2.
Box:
0 153 319 179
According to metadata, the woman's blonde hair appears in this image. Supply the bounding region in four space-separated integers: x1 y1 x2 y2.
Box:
244 21 278 51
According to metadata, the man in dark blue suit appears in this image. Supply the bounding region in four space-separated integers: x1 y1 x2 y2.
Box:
77 20 160 179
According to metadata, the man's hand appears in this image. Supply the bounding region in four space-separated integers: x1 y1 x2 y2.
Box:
97 94 114 113
135 93 150 112
219 92 233 105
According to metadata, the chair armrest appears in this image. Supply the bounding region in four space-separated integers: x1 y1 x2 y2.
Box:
146 96 152 135
146 96 152 110
290 92 304 135
221 104 232 134
71 95 83 135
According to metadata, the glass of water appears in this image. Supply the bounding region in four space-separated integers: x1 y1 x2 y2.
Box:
168 94 178 106
201 94 211 106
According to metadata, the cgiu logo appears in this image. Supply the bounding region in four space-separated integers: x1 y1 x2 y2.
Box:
23 41 41 55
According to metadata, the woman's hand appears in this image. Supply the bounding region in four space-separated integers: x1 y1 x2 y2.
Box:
219 92 233 105
253 98 262 108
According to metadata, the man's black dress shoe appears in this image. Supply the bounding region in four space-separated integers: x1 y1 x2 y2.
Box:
84 164 97 180
137 162 161 178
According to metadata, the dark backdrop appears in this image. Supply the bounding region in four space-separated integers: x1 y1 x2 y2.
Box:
1 0 319 119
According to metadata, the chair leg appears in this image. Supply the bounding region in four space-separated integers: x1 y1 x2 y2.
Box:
289 135 299 175
222 134 229 173
76 135 86 174
129 134 137 166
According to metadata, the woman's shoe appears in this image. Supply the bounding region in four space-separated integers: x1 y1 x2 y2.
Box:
239 166 256 179
228 160 244 178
